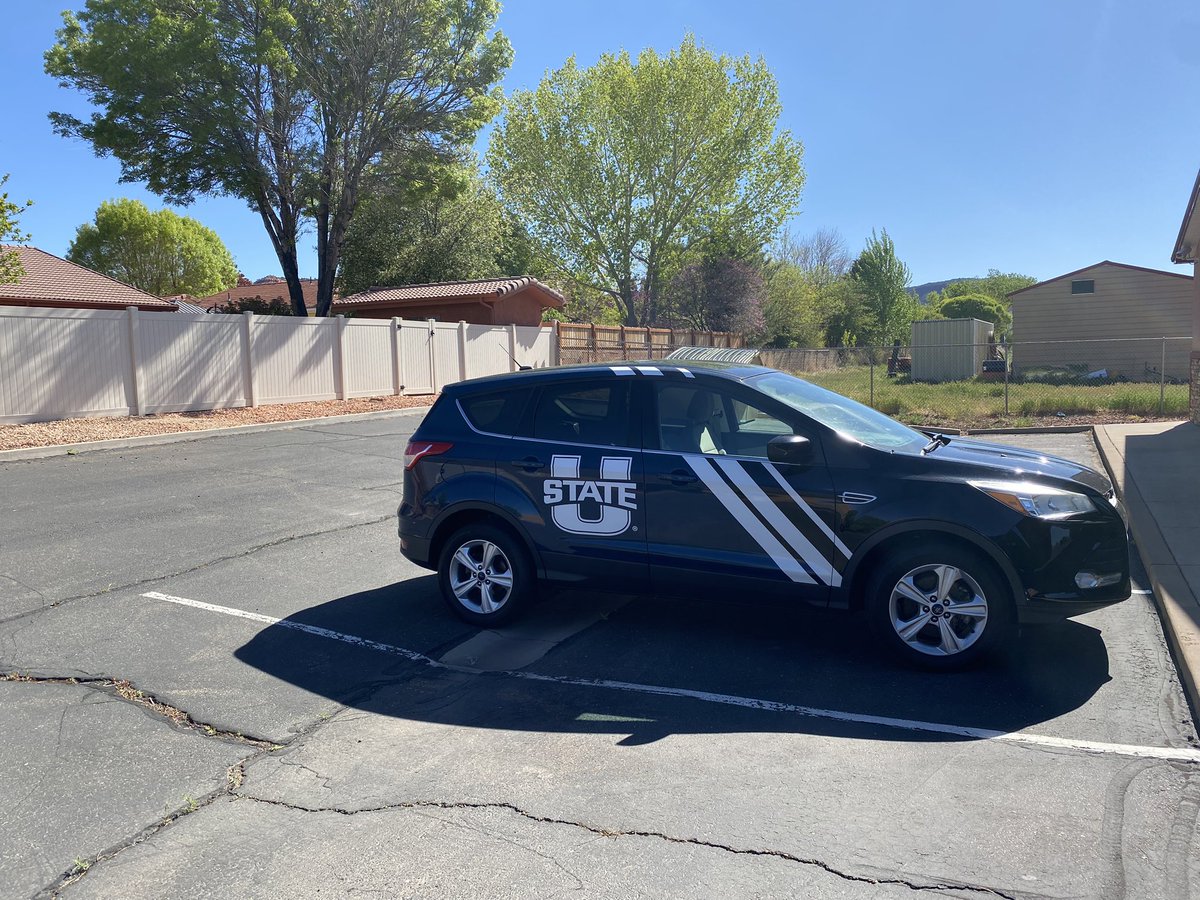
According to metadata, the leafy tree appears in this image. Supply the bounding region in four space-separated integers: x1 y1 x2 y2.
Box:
943 269 1036 303
849 229 918 344
338 160 542 295
663 258 766 337
488 36 804 326
935 292 1012 334
208 295 293 315
772 228 851 287
68 199 237 297
46 0 511 316
1 174 33 284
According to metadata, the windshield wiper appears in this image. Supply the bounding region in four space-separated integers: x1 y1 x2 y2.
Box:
921 433 952 455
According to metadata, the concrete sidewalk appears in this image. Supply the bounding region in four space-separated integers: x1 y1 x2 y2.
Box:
1095 421 1200 718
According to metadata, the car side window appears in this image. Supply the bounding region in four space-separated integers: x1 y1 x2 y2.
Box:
655 383 793 458
460 388 533 436
528 381 633 447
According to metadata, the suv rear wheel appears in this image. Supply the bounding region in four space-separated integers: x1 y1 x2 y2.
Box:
438 522 534 627
867 541 1014 670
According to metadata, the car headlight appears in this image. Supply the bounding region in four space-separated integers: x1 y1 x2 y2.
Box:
969 480 1099 519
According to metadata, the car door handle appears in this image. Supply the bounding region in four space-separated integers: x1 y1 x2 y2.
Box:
659 469 698 485
511 456 545 472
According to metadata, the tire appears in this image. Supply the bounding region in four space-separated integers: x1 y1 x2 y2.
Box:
866 541 1015 670
437 522 535 627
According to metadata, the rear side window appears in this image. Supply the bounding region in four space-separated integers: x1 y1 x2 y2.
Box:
527 381 633 446
459 388 532 436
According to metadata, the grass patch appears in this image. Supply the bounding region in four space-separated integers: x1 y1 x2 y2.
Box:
796 366 1187 428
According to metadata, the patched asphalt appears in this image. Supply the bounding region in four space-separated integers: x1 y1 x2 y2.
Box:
1 420 1197 898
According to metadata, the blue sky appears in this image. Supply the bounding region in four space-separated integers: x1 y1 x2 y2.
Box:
2 0 1198 286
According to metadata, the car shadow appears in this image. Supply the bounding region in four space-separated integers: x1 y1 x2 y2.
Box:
233 577 1112 745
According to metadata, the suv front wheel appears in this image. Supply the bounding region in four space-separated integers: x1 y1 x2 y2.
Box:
867 541 1014 670
438 522 535 627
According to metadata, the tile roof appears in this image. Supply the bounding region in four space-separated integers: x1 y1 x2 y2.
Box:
198 279 321 311
335 277 565 308
0 246 176 309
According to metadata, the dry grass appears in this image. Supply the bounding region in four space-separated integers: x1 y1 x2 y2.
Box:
798 367 1188 430
0 394 435 451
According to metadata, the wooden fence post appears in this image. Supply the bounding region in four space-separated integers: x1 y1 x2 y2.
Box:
241 311 257 408
590 322 598 363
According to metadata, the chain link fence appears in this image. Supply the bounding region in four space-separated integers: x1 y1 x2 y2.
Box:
757 337 1192 428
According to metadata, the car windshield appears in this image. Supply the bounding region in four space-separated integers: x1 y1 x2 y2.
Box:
748 371 927 452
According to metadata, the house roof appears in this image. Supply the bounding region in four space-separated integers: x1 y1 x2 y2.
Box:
198 278 321 312
0 245 176 309
1172 168 1200 264
1007 260 1193 300
335 277 566 310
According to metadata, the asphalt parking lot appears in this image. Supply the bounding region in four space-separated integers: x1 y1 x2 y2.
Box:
1 415 1198 899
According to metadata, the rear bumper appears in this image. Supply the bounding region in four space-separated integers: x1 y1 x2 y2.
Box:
398 502 434 569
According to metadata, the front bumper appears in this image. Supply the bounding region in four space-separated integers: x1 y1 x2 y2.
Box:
1010 513 1132 624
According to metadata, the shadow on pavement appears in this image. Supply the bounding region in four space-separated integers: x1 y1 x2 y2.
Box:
234 578 1111 745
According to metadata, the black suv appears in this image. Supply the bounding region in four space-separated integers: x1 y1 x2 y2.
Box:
398 361 1129 668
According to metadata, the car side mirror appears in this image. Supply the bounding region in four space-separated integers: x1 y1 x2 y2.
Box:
767 434 813 465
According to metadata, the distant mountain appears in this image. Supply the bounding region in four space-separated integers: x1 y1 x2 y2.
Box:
909 279 966 303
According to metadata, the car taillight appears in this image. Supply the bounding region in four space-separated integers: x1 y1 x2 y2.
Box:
404 440 453 470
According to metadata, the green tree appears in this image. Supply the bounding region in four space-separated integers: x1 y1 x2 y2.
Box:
46 0 511 316
68 199 237 297
488 36 804 326
338 159 548 295
943 269 1036 303
1 174 33 284
848 229 918 344
935 292 1012 335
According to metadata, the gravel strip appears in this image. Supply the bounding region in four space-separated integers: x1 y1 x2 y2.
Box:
0 395 436 451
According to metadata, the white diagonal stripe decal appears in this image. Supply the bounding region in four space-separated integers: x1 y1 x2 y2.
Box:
764 463 853 559
684 456 815 585
715 458 839 587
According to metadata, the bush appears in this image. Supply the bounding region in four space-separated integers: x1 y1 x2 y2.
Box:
208 296 293 316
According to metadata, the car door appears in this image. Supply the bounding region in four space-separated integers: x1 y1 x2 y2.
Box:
642 376 842 606
497 377 649 592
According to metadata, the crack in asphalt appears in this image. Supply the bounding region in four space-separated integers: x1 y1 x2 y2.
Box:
0 673 278 750
33 761 256 899
0 512 398 628
231 794 1023 899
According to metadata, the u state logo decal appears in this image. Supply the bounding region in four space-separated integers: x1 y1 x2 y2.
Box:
542 455 637 536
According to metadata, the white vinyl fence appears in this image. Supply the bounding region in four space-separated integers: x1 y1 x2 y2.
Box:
0 306 557 424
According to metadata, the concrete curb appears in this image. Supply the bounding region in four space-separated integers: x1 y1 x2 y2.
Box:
961 425 1095 435
1093 425 1200 722
0 405 433 463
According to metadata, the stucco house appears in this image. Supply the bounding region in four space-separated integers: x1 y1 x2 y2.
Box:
1008 261 1193 381
1171 169 1200 424
333 277 565 326
0 245 175 311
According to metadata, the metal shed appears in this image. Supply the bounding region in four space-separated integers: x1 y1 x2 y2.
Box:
910 318 994 382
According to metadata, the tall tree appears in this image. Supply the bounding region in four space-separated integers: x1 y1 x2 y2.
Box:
46 0 510 316
0 174 33 284
68 199 238 297
338 160 528 295
935 292 1012 334
664 258 766 337
772 227 851 287
849 229 918 344
488 36 804 326
943 269 1036 304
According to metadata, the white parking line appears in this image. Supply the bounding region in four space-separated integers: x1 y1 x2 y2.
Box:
141 591 1200 765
